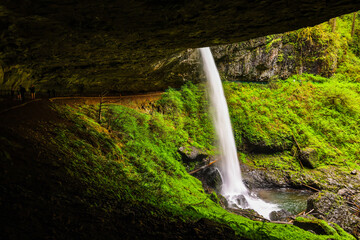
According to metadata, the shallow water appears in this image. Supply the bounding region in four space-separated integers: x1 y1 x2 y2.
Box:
252 188 312 215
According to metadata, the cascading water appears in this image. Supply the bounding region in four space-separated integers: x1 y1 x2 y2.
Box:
199 47 279 219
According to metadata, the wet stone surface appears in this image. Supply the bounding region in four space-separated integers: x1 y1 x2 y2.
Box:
306 191 360 238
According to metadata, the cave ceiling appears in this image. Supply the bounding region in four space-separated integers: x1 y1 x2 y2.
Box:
1 0 360 92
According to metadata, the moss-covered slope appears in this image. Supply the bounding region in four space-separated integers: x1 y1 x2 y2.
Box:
226 77 360 166
0 84 356 239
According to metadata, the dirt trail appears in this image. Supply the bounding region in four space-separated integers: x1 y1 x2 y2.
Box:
49 92 163 105
0 91 162 117
0 92 163 139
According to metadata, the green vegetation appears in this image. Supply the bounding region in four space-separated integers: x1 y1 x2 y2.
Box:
50 15 360 236
155 82 214 152
2 12 360 240
221 13 360 175
294 217 351 237
47 81 355 238
264 13 360 81
225 76 360 170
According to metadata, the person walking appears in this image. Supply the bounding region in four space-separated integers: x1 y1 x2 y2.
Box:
30 85 35 99
17 87 21 100
19 85 26 102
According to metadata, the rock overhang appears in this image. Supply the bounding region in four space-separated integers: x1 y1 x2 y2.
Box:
1 0 360 92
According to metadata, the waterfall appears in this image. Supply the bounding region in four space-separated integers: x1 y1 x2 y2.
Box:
199 47 279 219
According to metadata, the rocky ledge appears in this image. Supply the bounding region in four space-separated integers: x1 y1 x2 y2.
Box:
1 1 360 92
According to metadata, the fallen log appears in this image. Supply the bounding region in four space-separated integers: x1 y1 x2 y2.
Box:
292 133 304 169
188 160 218 175
295 210 305 217
302 184 320 192
271 221 293 225
305 209 314 216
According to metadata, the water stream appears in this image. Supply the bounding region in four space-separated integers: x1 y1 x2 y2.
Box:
253 188 311 215
200 47 279 219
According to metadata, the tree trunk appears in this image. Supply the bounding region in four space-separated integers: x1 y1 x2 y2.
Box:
351 12 358 37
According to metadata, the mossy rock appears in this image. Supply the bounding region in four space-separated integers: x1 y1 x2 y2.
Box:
178 146 209 163
293 217 356 239
293 217 329 235
306 191 360 237
299 148 318 169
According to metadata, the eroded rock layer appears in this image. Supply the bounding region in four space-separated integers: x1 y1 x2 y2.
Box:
1 0 360 92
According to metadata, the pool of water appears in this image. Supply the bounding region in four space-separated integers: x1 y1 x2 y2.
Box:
252 188 313 215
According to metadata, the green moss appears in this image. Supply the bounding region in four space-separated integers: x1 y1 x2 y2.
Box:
277 53 284 63
275 13 360 79
265 35 282 53
331 223 354 238
47 83 355 239
294 217 356 239
225 77 360 169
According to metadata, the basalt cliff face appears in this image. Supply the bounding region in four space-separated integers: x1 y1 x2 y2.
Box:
212 36 297 83
211 33 337 82
1 0 360 92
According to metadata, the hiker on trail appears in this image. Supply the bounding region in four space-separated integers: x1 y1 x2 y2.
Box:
19 85 26 102
30 85 35 99
17 88 21 100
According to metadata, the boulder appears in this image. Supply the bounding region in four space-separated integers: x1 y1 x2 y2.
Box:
306 191 360 237
293 218 328 235
178 146 223 192
228 208 265 221
269 209 292 221
193 166 222 192
241 164 291 189
178 146 208 163
220 194 250 210
299 148 318 169
307 191 342 216
351 170 357 175
235 195 249 208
